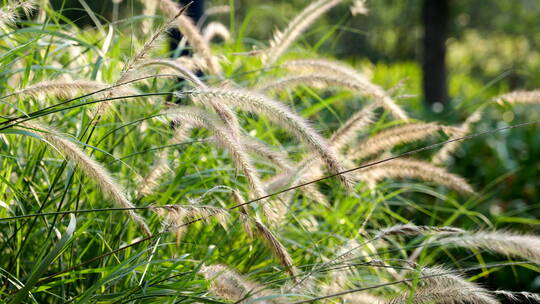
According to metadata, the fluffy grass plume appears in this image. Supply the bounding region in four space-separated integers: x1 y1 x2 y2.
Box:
93 5 187 119
12 79 138 100
203 22 231 43
181 87 351 186
432 109 483 165
254 220 298 280
495 89 540 105
350 123 461 161
159 0 221 74
153 204 229 244
138 59 206 87
165 106 280 223
437 231 540 262
264 0 342 66
0 0 35 28
19 121 150 236
355 158 476 195
389 267 499 304
201 264 284 303
283 59 409 120
330 103 377 151
378 223 465 238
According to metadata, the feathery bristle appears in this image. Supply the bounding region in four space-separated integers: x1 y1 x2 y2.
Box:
153 204 229 243
205 5 230 16
165 106 279 223
140 0 158 34
20 121 150 236
355 158 476 195
181 88 351 187
350 123 459 161
201 264 284 303
13 80 138 100
281 60 409 120
137 123 192 198
495 89 540 105
137 149 171 198
331 103 377 151
93 6 187 119
231 189 254 238
389 267 499 304
494 290 540 303
0 0 36 28
159 0 221 74
377 223 464 238
437 231 540 262
203 22 231 43
264 0 342 66
254 220 298 280
239 136 293 171
432 108 483 165
138 59 206 87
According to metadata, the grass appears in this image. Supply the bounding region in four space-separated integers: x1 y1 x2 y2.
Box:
2 0 540 303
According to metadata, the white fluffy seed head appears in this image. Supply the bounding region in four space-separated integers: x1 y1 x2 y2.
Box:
20 121 150 236
181 88 351 187
355 158 476 195
264 0 342 66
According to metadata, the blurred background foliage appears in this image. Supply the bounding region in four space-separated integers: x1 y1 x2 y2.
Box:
45 0 540 291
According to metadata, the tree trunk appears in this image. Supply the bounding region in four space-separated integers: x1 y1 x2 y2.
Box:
422 0 449 107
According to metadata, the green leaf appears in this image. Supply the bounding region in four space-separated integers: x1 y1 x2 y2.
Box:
9 214 77 304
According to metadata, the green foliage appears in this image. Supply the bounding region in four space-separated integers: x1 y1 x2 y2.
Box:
1 1 540 303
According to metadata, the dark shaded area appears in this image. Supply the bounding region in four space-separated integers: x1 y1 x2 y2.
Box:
422 0 449 106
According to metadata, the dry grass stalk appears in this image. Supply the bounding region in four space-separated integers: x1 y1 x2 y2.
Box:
350 123 461 161
0 0 35 28
432 109 483 165
165 106 278 223
495 89 540 105
182 87 350 187
201 264 284 303
159 0 221 74
264 0 342 66
20 121 150 236
203 22 231 43
437 231 540 262
282 60 409 120
355 158 475 195
378 223 464 238
13 80 138 100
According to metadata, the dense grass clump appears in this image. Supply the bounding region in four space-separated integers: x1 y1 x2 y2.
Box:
2 0 540 303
